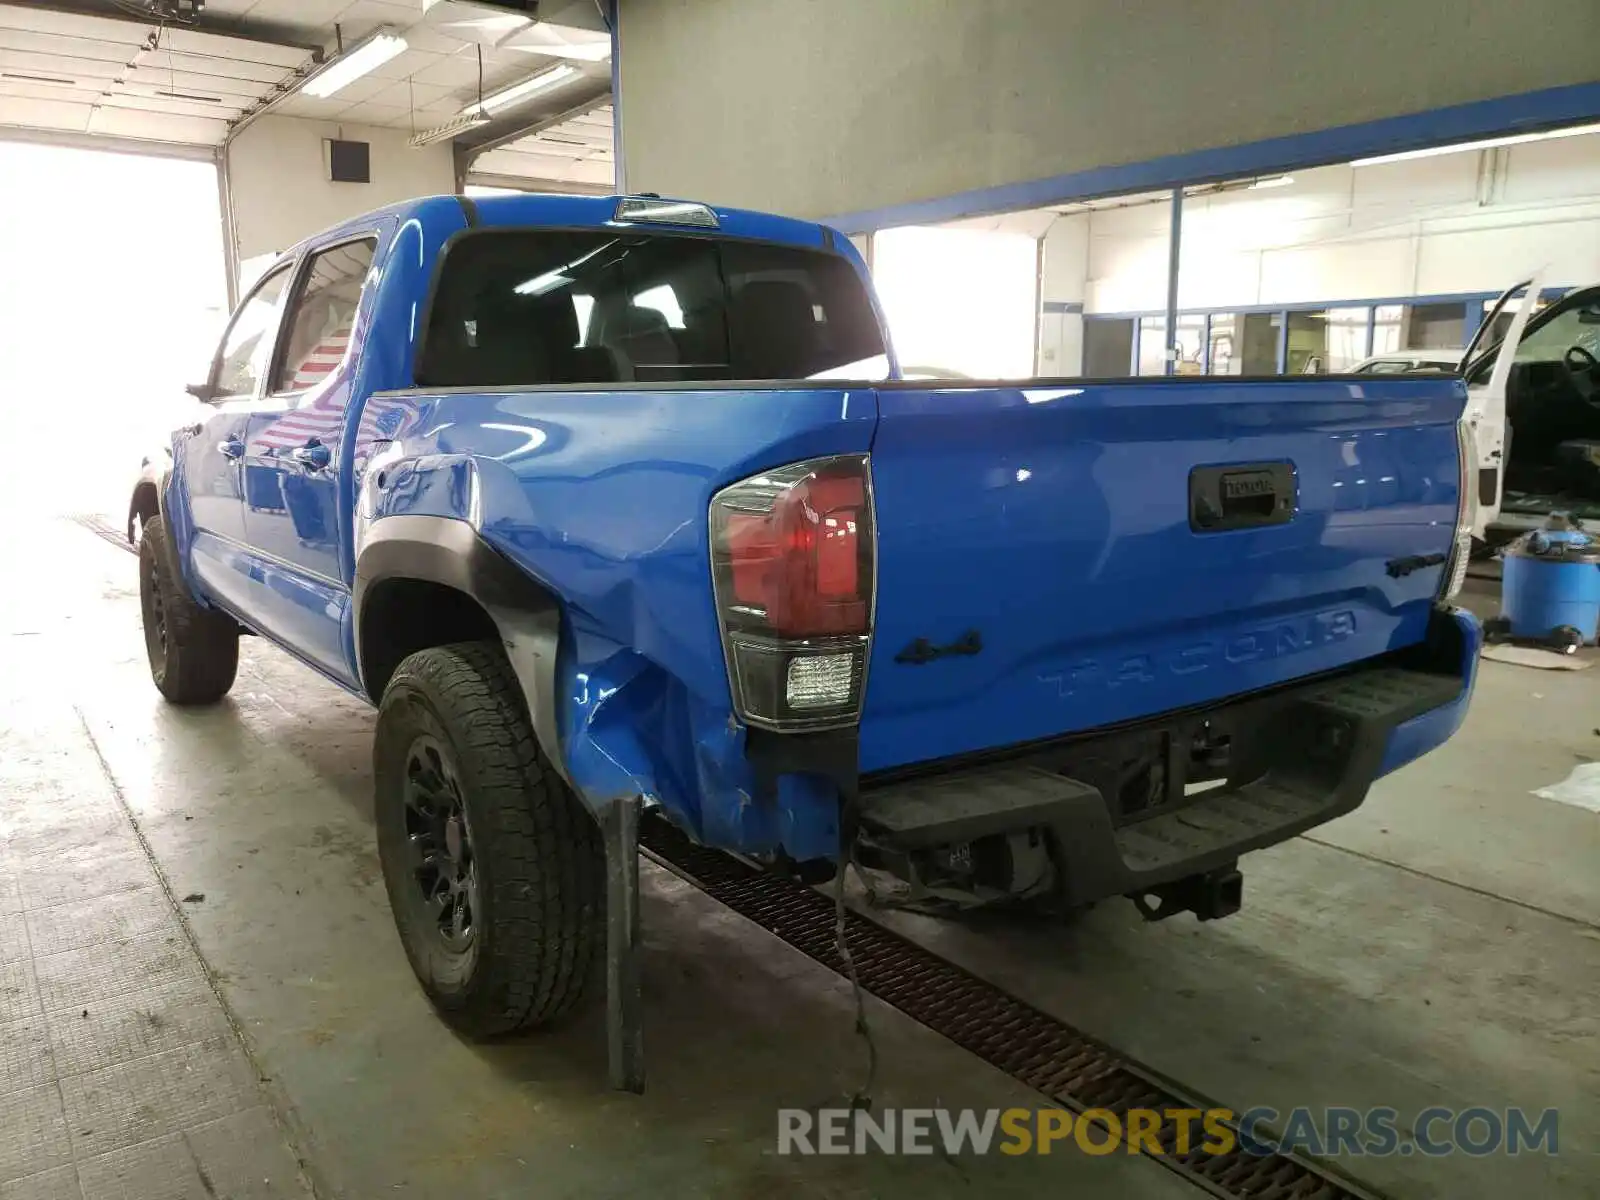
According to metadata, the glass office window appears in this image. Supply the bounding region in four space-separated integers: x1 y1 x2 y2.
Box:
1372 304 1405 356
1406 302 1467 350
1137 318 1168 375
1240 312 1282 374
1285 310 1327 374
1207 314 1238 374
1083 317 1134 376
1327 306 1369 372
1175 315 1205 374
1136 315 1205 375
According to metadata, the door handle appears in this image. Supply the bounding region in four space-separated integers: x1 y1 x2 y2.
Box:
291 440 332 471
218 436 244 460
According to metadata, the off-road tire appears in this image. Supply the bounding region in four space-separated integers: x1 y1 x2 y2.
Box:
139 515 239 704
374 641 604 1037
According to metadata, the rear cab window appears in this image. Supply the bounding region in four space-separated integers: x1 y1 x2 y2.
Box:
417 230 887 387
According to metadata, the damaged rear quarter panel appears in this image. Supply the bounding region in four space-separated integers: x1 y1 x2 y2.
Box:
365 384 878 860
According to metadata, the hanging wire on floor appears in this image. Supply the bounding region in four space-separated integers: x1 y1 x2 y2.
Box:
833 846 878 1111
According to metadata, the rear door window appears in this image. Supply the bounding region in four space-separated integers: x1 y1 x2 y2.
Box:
419 230 887 386
273 238 377 393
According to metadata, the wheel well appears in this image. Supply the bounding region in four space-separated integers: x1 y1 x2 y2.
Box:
128 481 159 542
358 578 500 700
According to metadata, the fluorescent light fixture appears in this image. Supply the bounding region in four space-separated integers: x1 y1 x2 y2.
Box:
1352 121 1600 167
1248 174 1294 189
409 111 490 148
464 64 578 115
302 29 408 99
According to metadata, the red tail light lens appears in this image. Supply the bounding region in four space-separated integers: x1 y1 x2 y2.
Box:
711 455 875 730
721 465 868 637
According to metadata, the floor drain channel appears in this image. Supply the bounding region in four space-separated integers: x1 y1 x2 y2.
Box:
642 815 1389 1200
70 513 136 554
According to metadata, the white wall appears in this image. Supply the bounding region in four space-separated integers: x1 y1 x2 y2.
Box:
1062 131 1600 317
225 115 456 267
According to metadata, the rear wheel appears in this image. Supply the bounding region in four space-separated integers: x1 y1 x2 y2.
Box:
139 515 239 704
374 641 603 1037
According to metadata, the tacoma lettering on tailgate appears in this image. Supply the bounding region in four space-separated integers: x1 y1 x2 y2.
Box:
1039 610 1358 697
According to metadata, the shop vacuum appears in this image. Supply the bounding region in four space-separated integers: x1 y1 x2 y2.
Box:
1486 514 1600 654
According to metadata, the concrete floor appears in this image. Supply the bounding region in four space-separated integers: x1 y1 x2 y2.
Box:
2 519 1597 1199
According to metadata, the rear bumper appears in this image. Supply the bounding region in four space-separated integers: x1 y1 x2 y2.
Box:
857 606 1480 907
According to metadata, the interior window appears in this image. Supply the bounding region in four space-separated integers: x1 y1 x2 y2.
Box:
213 265 292 399
274 239 377 393
419 230 887 386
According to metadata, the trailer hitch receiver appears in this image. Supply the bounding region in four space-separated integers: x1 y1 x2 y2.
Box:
1131 866 1243 922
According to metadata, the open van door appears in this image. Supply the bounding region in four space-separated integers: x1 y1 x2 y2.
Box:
1461 273 1544 538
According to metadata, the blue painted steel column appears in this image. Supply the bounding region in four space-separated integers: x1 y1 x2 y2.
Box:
1164 188 1183 375
608 0 624 193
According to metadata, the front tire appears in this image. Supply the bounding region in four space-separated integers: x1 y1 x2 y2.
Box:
374 641 603 1037
139 515 239 704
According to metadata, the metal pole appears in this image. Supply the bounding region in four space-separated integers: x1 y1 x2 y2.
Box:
608 0 625 194
1164 187 1183 375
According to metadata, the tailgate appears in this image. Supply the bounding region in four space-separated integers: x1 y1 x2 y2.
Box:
859 376 1465 773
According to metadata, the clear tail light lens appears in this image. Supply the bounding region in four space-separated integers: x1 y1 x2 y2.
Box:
1441 418 1478 601
711 455 874 730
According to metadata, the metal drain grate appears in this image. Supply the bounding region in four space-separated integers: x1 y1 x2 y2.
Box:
642 815 1388 1200
70 513 136 555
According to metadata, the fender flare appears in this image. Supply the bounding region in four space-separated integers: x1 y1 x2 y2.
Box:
353 514 569 785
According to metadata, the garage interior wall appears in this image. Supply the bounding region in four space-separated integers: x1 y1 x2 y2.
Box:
1038 128 1600 374
225 115 456 270
616 0 1600 222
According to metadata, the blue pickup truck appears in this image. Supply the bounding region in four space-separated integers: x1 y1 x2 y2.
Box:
133 192 1480 1079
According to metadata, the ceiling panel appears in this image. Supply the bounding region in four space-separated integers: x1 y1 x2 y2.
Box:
274 92 351 120
332 100 409 126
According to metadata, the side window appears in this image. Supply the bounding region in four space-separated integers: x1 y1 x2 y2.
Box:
213 265 292 399
273 239 377 393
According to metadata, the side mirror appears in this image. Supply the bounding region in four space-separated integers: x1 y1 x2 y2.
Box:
186 381 218 403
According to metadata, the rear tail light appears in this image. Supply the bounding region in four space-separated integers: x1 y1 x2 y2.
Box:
710 455 874 730
1440 418 1478 601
